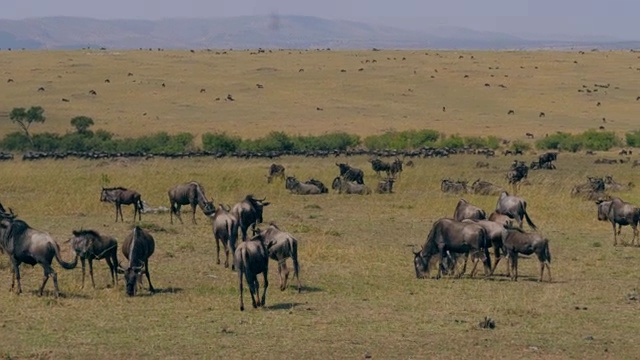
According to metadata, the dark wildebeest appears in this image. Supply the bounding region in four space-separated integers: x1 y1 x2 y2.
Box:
503 226 552 282
119 226 155 296
390 158 403 178
67 229 118 289
471 179 504 196
376 177 395 194
538 152 558 166
266 163 285 184
305 178 328 193
495 192 537 230
210 204 239 269
336 163 364 184
462 219 508 275
231 195 271 241
453 199 487 222
168 181 215 224
285 176 322 195
369 158 391 177
332 176 372 195
413 218 491 279
0 204 78 297
234 233 269 311
600 197 640 246
253 223 301 292
506 161 528 193
100 187 144 223
571 177 606 200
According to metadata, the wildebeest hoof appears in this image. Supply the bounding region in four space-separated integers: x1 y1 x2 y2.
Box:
240 306 245 311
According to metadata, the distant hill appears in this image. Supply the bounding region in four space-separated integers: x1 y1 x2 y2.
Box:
0 16 638 50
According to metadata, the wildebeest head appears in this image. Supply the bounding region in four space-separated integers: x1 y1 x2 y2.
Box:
100 188 110 202
246 195 270 225
413 248 429 279
123 263 144 297
336 163 350 175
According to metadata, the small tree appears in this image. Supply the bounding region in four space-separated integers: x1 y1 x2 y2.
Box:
9 106 46 145
70 116 95 134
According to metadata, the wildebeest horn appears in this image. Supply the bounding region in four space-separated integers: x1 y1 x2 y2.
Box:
258 197 266 202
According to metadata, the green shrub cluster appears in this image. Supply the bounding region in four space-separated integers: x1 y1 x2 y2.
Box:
626 130 640 147
535 130 622 152
202 131 360 153
363 130 499 150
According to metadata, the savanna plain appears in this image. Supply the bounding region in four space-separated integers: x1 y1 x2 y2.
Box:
0 49 640 359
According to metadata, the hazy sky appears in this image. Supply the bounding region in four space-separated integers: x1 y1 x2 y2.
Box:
3 0 638 40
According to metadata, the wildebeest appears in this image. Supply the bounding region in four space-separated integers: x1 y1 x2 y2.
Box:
336 163 364 184
332 176 372 195
305 178 328 193
234 233 269 311
453 199 486 222
210 204 239 269
596 199 622 236
495 192 537 230
100 187 144 223
231 195 271 241
600 197 640 246
604 175 634 192
120 226 155 296
462 219 508 275
390 158 403 178
0 204 78 297
571 176 606 200
67 229 118 289
253 223 301 292
475 161 490 168
168 181 215 224
376 177 395 194
285 176 322 195
506 161 529 193
266 163 285 184
441 178 468 194
538 152 558 166
503 226 552 282
413 218 491 279
369 158 391 177
470 179 504 196
488 212 514 227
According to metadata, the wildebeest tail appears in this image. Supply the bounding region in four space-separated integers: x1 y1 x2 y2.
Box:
544 240 551 263
521 203 537 230
137 197 144 212
227 219 238 253
52 242 78 270
290 238 300 278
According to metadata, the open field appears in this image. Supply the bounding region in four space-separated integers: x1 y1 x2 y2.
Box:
1 152 640 359
1 49 640 359
0 49 640 143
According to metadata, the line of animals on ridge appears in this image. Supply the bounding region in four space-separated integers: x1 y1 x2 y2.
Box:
0 184 300 311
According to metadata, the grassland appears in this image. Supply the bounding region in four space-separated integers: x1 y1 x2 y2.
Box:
0 50 639 359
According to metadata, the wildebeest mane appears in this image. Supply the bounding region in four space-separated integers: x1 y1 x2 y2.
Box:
72 229 101 239
103 186 128 191
6 219 30 241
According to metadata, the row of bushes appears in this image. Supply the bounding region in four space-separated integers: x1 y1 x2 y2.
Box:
0 127 637 153
535 130 623 152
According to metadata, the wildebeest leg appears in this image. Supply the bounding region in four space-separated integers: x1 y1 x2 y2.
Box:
249 275 259 308
144 260 155 293
511 252 519 281
458 253 469 278
612 221 618 246
191 202 198 224
80 257 86 289
633 224 638 246
279 260 290 291
88 259 96 289
223 239 230 268
261 268 268 306
545 262 552 282
105 256 116 286
171 203 183 224
10 259 22 294
114 203 120 222
39 263 53 297
215 236 221 265
490 247 502 275
238 267 245 311
469 254 479 278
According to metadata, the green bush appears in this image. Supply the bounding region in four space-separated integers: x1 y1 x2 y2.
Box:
581 129 620 150
535 132 572 150
0 131 31 151
510 140 531 152
292 132 360 151
438 134 465 149
363 129 439 150
202 132 241 152
536 130 621 152
626 130 640 147
33 132 62 151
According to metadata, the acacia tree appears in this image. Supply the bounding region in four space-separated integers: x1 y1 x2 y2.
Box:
70 116 95 134
9 106 46 145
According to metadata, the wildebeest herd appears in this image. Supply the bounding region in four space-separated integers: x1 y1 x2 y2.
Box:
1 149 638 312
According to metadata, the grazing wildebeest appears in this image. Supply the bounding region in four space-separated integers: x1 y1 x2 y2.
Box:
462 219 508 275
369 158 391 177
100 187 144 223
210 204 238 269
376 177 395 194
332 176 372 195
336 163 364 184
453 199 486 222
67 229 118 289
495 192 537 230
538 152 558 166
600 197 640 246
305 178 328 193
234 233 269 311
413 218 491 279
119 226 155 296
471 179 504 196
506 161 528 193
285 176 322 195
168 181 215 224
441 179 468 194
0 205 78 297
266 163 285 184
539 112 546 118
231 195 271 241
503 226 552 282
253 223 301 292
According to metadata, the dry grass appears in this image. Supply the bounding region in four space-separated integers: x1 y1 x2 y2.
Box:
0 153 639 359
0 50 640 359
0 49 639 144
